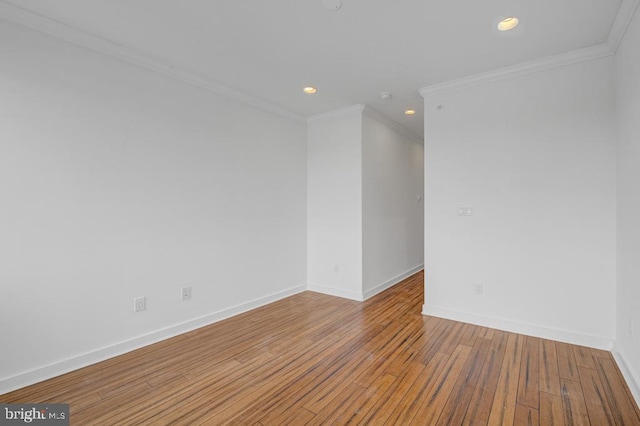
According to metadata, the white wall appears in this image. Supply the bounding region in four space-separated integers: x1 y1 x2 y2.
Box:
0 21 307 392
307 107 363 300
362 114 424 298
422 57 617 348
307 107 425 301
615 4 640 402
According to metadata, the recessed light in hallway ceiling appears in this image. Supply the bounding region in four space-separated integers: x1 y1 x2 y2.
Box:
303 86 317 94
497 17 519 31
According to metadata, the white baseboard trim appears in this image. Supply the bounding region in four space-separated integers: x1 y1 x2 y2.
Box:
0 284 306 395
612 345 640 407
422 304 614 350
306 283 364 301
363 264 424 300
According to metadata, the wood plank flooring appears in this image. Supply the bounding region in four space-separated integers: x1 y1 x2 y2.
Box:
2 271 639 425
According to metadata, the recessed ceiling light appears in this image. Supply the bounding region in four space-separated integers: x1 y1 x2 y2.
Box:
497 17 519 31
303 86 317 94
404 109 416 116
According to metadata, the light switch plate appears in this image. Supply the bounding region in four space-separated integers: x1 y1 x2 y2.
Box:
458 206 474 216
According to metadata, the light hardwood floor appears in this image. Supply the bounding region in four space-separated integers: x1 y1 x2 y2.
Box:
2 271 639 425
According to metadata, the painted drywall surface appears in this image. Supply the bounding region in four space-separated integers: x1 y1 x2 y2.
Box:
362 115 424 295
307 111 363 300
615 5 640 399
0 21 306 383
423 57 617 343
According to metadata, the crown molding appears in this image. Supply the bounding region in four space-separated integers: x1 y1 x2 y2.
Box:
420 0 639 99
607 0 640 52
0 1 305 124
4 0 636 126
362 106 424 144
307 104 366 123
419 43 613 99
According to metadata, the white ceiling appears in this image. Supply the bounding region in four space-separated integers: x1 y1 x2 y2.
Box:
0 0 629 138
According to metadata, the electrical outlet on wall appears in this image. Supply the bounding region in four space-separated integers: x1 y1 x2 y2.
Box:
181 286 192 301
473 283 483 295
134 296 146 312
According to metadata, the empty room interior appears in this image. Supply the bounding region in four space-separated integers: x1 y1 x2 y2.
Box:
1 0 640 424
